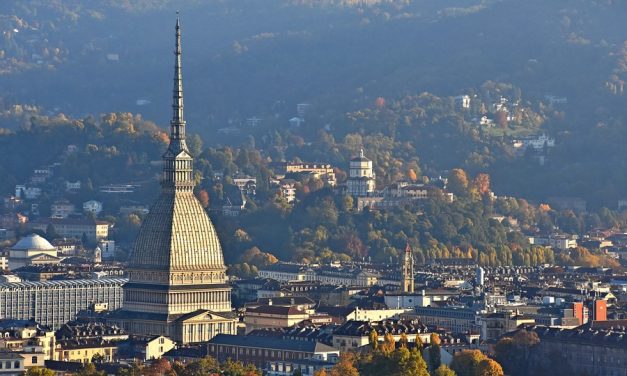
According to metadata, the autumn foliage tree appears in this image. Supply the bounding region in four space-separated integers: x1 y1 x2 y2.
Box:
330 353 359 376
447 168 469 197
476 359 504 376
472 173 491 196
450 350 494 376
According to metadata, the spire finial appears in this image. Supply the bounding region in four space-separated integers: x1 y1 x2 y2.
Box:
360 148 364 158
162 14 194 192
171 13 185 143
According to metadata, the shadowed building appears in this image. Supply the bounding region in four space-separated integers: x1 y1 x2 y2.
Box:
111 17 236 344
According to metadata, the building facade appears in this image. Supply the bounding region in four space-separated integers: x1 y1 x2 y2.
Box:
520 325 627 376
207 334 339 370
30 218 109 242
407 307 479 334
8 234 59 270
0 278 126 329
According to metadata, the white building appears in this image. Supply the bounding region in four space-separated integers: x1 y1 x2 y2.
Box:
455 95 471 109
347 149 376 197
0 278 126 329
98 240 116 260
279 180 297 203
14 186 41 200
51 199 75 219
65 181 81 192
346 308 409 322
8 234 59 270
83 200 103 216
549 234 578 250
289 117 305 128
521 134 555 150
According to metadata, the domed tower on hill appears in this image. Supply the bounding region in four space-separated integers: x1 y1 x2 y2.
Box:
347 149 376 197
112 17 236 344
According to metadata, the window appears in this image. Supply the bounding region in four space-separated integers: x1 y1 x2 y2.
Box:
32 356 38 364
14 361 20 369
5 361 10 369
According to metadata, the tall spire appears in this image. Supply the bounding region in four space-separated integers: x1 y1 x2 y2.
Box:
171 13 186 144
162 14 194 192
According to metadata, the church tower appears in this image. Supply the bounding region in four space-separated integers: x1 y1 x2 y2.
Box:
113 17 236 344
401 243 414 293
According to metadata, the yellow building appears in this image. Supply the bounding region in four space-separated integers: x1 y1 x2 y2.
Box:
54 339 118 363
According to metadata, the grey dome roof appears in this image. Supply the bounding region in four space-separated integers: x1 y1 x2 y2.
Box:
12 234 55 251
128 191 225 272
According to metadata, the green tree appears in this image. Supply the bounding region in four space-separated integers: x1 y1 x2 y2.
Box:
428 333 442 371
76 363 106 376
399 347 429 376
178 356 220 376
26 368 55 376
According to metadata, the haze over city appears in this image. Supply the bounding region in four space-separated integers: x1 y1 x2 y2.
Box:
0 1 626 376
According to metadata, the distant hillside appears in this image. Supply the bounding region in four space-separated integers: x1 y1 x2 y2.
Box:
2 0 627 206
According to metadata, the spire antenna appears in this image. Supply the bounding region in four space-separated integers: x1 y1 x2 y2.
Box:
171 13 185 141
162 14 193 192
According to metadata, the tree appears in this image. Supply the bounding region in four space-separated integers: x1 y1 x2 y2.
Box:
494 110 508 128
472 173 491 195
26 368 55 376
447 169 469 197
408 168 418 182
45 224 58 240
221 359 260 376
381 333 396 355
414 334 423 350
368 330 379 351
495 330 540 376
434 365 456 376
330 353 359 376
450 350 486 376
399 332 409 348
292 369 303 376
428 333 442 371
400 347 429 376
143 358 172 376
178 356 220 376
188 134 204 157
76 363 106 376
195 189 210 208
313 369 328 376
476 359 504 376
